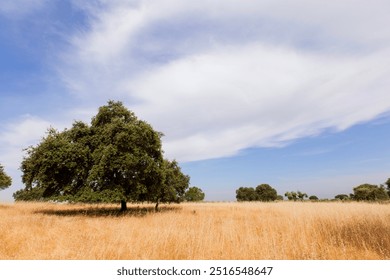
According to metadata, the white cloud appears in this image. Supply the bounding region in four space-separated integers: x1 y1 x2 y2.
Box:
128 44 390 161
58 0 390 161
0 116 52 169
0 115 61 202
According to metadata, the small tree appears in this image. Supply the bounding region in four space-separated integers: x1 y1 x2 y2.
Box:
335 194 349 201
236 187 257 201
0 164 12 191
290 191 298 201
309 195 318 201
297 191 308 201
184 186 205 202
255 184 278 201
285 191 298 201
284 192 293 200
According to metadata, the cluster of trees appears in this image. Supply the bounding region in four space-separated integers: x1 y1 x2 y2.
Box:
236 184 280 202
236 179 390 203
335 181 390 201
11 101 198 210
283 191 319 201
236 184 320 202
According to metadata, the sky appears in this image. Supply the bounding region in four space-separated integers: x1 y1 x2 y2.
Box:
1 0 390 202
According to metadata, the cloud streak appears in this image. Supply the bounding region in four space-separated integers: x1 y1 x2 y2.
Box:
130 45 390 160
58 0 390 161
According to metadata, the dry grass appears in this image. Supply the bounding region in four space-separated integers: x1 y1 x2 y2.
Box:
0 201 389 260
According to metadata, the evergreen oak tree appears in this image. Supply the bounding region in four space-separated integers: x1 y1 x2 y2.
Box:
15 101 189 211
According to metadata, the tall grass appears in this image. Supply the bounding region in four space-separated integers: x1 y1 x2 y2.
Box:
0 201 389 259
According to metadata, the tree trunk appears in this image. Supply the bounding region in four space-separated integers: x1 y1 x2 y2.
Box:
155 199 160 212
120 200 127 211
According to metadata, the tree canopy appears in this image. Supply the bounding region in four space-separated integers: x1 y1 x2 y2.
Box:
184 186 205 202
352 184 389 201
236 187 257 201
236 184 278 202
14 101 190 210
0 164 12 191
335 194 349 201
255 184 278 201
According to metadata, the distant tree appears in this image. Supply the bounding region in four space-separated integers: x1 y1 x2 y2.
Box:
309 195 318 201
335 194 349 201
276 195 284 201
0 164 12 191
285 191 298 201
16 101 190 211
236 187 257 201
184 186 205 202
352 184 389 201
385 178 390 196
290 191 298 201
297 191 308 201
255 184 278 201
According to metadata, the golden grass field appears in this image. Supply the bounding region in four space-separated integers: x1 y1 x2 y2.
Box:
0 201 389 260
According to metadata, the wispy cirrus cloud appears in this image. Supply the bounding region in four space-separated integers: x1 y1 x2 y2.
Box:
57 0 390 162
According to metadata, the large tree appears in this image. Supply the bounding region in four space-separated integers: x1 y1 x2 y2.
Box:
16 101 189 210
0 164 12 191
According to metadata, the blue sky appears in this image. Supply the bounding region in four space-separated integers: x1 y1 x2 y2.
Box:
1 0 390 202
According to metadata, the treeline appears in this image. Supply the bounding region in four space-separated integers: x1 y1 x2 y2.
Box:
236 178 390 202
334 182 390 201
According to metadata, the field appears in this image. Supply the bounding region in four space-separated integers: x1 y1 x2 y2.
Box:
0 201 389 260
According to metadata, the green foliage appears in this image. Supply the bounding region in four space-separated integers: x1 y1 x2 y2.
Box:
255 184 278 201
309 195 319 201
15 101 190 209
284 191 297 201
236 187 257 201
352 184 389 201
297 191 308 201
335 194 349 201
385 178 390 196
0 164 12 191
236 184 278 202
159 160 190 203
285 190 307 201
184 186 205 202
13 187 45 201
